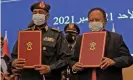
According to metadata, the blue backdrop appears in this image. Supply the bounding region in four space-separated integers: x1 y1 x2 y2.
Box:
1 0 133 55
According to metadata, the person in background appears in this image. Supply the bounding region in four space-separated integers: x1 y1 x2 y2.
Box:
0 34 16 80
64 23 80 55
61 23 81 80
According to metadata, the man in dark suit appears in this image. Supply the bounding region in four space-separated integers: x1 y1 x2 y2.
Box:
71 8 133 80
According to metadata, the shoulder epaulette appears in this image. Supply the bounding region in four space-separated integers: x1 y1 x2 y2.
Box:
51 28 61 32
21 28 32 31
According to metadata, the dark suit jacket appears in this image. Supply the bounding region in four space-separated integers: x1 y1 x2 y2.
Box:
71 31 133 80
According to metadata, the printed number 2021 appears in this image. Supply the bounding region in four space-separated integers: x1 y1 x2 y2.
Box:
53 16 75 25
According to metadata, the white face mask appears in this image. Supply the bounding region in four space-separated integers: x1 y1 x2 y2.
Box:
32 14 46 26
89 22 104 31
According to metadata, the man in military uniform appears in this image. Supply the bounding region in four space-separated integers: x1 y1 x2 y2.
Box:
64 24 80 54
61 24 80 80
11 2 71 80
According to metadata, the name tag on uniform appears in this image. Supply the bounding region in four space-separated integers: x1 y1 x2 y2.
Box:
43 37 55 42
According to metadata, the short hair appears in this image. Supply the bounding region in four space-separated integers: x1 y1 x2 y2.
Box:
88 8 107 23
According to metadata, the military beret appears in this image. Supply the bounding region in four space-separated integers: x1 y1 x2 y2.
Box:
64 24 80 34
30 2 51 12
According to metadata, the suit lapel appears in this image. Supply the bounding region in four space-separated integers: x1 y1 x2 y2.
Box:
104 31 110 57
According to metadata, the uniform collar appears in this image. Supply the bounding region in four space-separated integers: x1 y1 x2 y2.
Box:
32 23 49 31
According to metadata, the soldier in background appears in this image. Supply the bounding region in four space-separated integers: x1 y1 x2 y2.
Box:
61 23 80 80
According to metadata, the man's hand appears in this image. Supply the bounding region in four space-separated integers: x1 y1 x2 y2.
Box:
3 72 10 80
9 75 16 80
34 65 51 75
72 62 84 72
100 57 115 69
1 72 4 80
4 73 16 80
12 68 21 75
12 58 26 70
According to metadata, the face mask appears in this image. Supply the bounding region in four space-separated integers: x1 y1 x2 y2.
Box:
32 14 46 26
89 22 104 31
66 34 76 44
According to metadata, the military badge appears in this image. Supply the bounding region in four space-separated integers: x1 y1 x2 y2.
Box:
69 24 74 29
39 2 45 9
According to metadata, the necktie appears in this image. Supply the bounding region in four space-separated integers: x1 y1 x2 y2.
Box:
43 75 45 80
92 68 96 80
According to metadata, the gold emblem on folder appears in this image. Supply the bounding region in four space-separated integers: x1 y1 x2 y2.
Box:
26 42 32 51
89 42 96 50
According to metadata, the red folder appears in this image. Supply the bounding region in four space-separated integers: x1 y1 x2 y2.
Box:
79 31 106 67
18 31 42 68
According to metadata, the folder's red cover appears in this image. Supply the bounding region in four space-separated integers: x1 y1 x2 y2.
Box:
18 31 42 68
79 31 106 67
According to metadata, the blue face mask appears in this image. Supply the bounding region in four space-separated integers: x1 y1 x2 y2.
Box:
32 14 46 26
89 22 104 31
